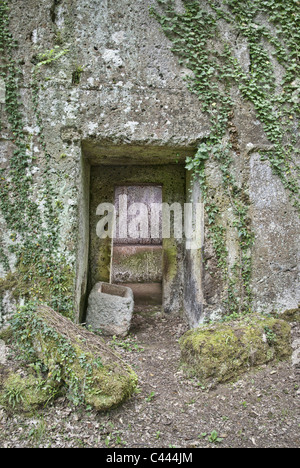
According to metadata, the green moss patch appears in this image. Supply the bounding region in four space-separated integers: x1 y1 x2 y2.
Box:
280 308 300 323
179 315 292 386
163 239 178 283
0 372 61 413
0 326 12 343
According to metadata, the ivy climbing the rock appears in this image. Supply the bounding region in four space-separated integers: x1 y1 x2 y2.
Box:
0 1 74 319
151 0 299 316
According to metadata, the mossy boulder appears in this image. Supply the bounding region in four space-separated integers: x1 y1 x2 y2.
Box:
179 315 292 386
10 304 138 411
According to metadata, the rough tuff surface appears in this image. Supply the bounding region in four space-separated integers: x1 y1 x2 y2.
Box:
86 282 134 336
179 316 292 386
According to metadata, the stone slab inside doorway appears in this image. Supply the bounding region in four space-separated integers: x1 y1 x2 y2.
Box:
112 185 163 306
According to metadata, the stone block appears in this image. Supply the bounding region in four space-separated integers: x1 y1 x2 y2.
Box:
86 282 134 336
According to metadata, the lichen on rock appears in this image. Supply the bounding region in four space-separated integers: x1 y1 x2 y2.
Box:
179 315 292 386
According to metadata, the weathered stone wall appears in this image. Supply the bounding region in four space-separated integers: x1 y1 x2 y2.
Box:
0 0 299 328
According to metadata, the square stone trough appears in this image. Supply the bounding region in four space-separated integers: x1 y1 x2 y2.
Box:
86 282 134 336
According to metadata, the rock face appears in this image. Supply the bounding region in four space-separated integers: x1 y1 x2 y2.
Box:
180 316 292 386
86 282 134 336
0 0 299 328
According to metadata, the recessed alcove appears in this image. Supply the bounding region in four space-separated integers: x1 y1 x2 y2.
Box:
76 141 204 329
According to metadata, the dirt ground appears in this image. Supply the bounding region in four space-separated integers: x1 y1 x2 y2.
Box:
0 308 299 448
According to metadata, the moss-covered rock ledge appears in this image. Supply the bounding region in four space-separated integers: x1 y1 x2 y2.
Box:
179 316 292 386
3 304 138 412
279 308 300 323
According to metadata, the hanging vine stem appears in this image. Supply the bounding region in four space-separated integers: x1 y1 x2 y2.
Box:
0 0 42 262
